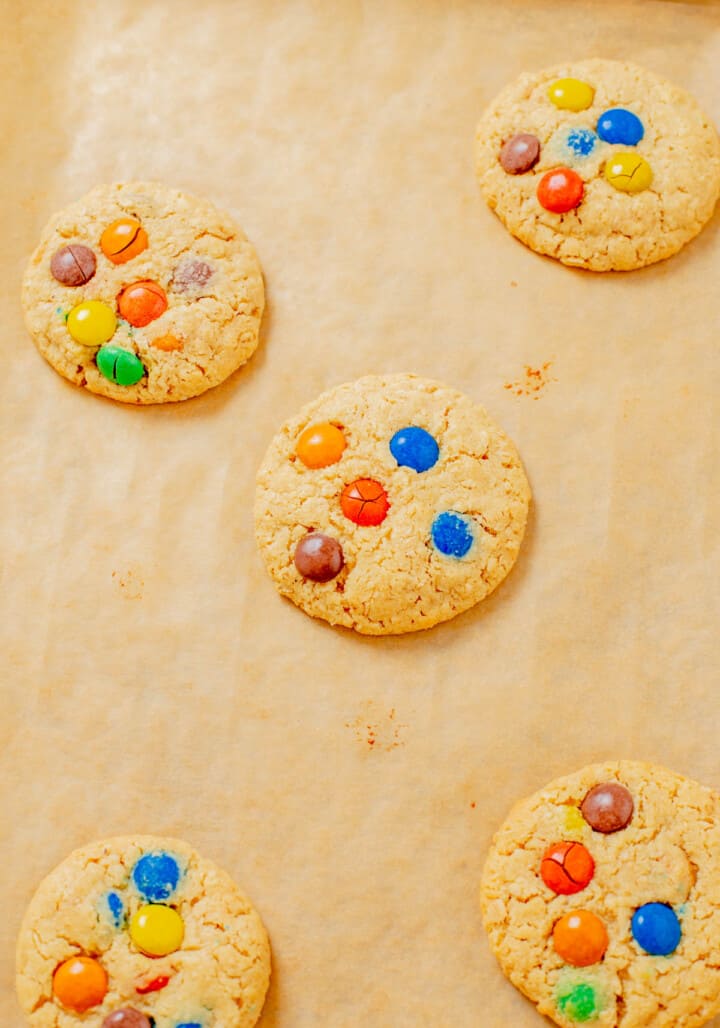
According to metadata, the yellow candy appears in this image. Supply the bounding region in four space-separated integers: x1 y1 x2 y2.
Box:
66 300 117 346
604 152 653 193
130 904 184 957
547 78 595 112
563 805 587 836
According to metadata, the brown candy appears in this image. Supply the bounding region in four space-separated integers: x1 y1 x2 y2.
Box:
50 244 97 286
102 1011 151 1028
499 133 541 175
581 782 634 834
172 258 213 292
294 532 344 582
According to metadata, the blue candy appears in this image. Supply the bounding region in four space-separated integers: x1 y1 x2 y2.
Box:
132 850 181 903
104 890 125 927
176 1024 202 1027
565 127 597 157
389 426 439 473
597 108 644 146
431 511 475 558
631 902 681 956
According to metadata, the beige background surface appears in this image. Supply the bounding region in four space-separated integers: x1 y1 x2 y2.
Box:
1 1 719 1025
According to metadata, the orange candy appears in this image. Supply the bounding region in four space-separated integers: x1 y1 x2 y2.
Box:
151 333 183 352
541 841 595 896
53 956 108 1012
296 422 346 469
553 910 608 967
341 478 389 527
537 167 584 213
101 217 149 264
117 281 168 327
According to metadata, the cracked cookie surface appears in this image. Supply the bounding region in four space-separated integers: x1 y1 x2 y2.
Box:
480 761 720 1027
23 182 264 403
16 835 271 1028
254 373 531 635
475 59 720 271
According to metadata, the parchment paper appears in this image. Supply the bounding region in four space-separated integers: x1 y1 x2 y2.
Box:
2 1 719 1025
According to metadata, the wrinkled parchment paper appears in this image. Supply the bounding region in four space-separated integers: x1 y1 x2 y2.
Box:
2 1 719 1024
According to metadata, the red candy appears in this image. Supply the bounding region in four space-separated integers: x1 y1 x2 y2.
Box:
117 281 168 327
541 841 595 895
341 478 389 527
136 974 170 995
537 167 584 213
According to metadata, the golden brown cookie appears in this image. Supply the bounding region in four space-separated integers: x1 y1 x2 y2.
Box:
480 761 720 1027
475 60 720 270
16 835 270 1027
254 373 531 635
23 182 264 403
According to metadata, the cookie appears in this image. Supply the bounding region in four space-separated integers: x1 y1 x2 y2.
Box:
480 761 720 1027
254 373 530 635
23 182 264 403
16 835 271 1027
475 59 720 270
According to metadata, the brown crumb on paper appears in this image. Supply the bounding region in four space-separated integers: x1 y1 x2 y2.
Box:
504 361 556 399
112 565 144 600
346 701 408 751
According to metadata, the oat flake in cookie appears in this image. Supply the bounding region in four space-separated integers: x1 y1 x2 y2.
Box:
480 761 720 1027
23 182 264 402
475 59 720 270
16 835 271 1027
254 373 531 635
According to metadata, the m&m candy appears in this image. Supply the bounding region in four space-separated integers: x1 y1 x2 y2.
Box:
499 133 541 175
604 152 652 192
553 910 608 967
537 168 584 213
132 851 181 902
547 78 595 112
117 281 168 327
390 426 439 473
631 902 681 956
296 422 346 469
100 217 149 264
294 532 344 582
152 333 183 352
96 345 145 387
557 982 600 1023
581 782 634 833
53 955 108 1012
541 841 595 895
564 127 597 158
597 108 644 146
67 300 117 346
172 258 213 292
51 243 96 287
129 904 184 957
431 511 474 558
341 478 389 526
103 1011 152 1028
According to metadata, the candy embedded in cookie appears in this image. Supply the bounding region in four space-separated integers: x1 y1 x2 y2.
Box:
476 59 720 270
481 761 720 1028
23 181 265 403
16 835 271 1028
255 374 530 634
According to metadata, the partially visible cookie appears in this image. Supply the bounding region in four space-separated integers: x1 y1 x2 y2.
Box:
475 59 720 270
480 761 720 1027
254 373 531 635
16 835 271 1027
23 182 264 403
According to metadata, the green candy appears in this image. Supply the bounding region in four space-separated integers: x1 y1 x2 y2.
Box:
557 983 597 1022
96 345 145 386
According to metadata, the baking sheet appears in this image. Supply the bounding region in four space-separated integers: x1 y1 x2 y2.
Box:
2 0 719 1024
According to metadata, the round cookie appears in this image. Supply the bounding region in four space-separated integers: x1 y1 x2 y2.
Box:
254 373 531 635
16 835 271 1027
480 761 720 1027
23 182 264 403
475 60 720 271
